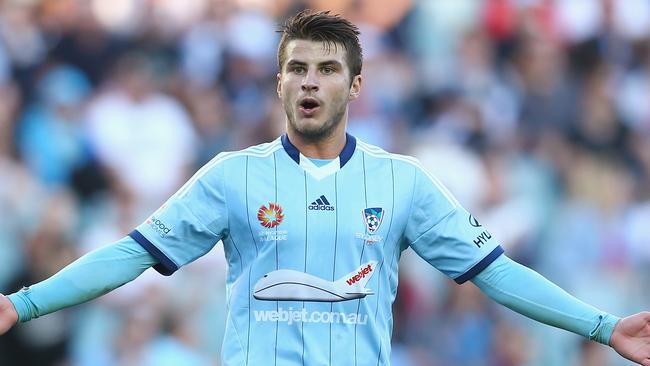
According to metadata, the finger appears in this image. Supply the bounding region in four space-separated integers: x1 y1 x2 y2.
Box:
642 359 650 366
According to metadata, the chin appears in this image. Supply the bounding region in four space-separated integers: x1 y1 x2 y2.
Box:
298 128 329 140
287 108 344 140
292 117 322 132
294 123 332 140
298 117 323 129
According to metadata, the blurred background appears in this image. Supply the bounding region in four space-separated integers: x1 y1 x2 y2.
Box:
0 0 649 365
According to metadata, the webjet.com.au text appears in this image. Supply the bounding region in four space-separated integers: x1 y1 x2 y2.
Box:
254 308 368 325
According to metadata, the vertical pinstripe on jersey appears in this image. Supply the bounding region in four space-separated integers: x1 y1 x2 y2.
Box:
354 152 369 366
329 172 339 366
220 157 245 363
245 156 259 256
244 156 264 365
227 243 244 290
301 171 308 366
274 151 279 366
225 158 244 293
374 159 395 366
226 238 244 342
244 156 252 365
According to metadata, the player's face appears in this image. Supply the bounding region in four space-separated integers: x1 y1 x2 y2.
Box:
278 39 361 141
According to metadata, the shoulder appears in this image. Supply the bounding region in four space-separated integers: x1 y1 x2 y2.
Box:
355 139 423 171
193 138 283 177
175 138 283 197
211 138 283 165
356 139 459 206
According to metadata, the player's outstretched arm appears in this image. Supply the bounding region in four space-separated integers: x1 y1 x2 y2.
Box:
610 312 650 366
0 294 18 335
472 255 624 354
0 236 157 332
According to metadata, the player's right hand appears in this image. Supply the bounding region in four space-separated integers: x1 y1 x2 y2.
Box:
0 293 18 335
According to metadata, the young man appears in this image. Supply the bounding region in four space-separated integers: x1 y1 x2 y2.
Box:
1 10 650 366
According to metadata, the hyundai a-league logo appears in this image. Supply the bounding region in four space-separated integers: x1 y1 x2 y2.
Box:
258 202 284 228
363 207 384 234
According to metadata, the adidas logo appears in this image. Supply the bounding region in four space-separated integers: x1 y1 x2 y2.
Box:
308 195 335 211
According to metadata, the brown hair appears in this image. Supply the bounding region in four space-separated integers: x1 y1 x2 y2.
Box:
277 10 363 78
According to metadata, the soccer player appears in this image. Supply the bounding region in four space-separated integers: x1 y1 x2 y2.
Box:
1 10 650 366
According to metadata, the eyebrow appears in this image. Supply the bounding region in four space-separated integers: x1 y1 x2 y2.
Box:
286 60 343 68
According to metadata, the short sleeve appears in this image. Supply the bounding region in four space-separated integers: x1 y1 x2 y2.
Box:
130 158 229 275
405 164 503 283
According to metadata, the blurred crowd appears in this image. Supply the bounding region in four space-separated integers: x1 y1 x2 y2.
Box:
1 0 650 365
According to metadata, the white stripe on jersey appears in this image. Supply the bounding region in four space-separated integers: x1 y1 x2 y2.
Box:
177 139 283 198
357 140 459 208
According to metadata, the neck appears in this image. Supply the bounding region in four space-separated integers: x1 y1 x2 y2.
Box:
286 122 347 159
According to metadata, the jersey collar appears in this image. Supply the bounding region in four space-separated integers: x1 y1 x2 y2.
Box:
281 133 357 169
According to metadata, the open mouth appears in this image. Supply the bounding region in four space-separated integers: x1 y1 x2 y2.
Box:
298 98 321 116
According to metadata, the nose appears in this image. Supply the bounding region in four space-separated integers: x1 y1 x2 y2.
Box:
301 69 319 93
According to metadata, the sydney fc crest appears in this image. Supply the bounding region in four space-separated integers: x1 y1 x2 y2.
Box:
363 207 384 234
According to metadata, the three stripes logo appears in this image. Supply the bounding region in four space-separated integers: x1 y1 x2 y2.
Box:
308 195 335 211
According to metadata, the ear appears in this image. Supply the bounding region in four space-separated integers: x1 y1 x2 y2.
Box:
276 73 282 98
348 74 362 101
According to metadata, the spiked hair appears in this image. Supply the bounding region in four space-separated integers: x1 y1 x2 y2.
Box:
277 10 363 78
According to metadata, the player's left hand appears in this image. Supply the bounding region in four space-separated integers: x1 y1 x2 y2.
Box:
0 294 18 335
610 312 650 366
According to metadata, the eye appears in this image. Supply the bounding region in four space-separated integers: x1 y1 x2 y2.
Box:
291 66 305 74
321 66 334 75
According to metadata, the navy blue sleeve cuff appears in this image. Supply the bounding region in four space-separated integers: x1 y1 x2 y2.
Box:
454 245 505 284
129 230 178 276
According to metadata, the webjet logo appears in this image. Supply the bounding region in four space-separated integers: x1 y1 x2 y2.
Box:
253 261 377 302
345 263 373 286
254 307 368 326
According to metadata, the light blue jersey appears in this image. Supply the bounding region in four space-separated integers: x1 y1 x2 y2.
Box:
130 134 503 366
